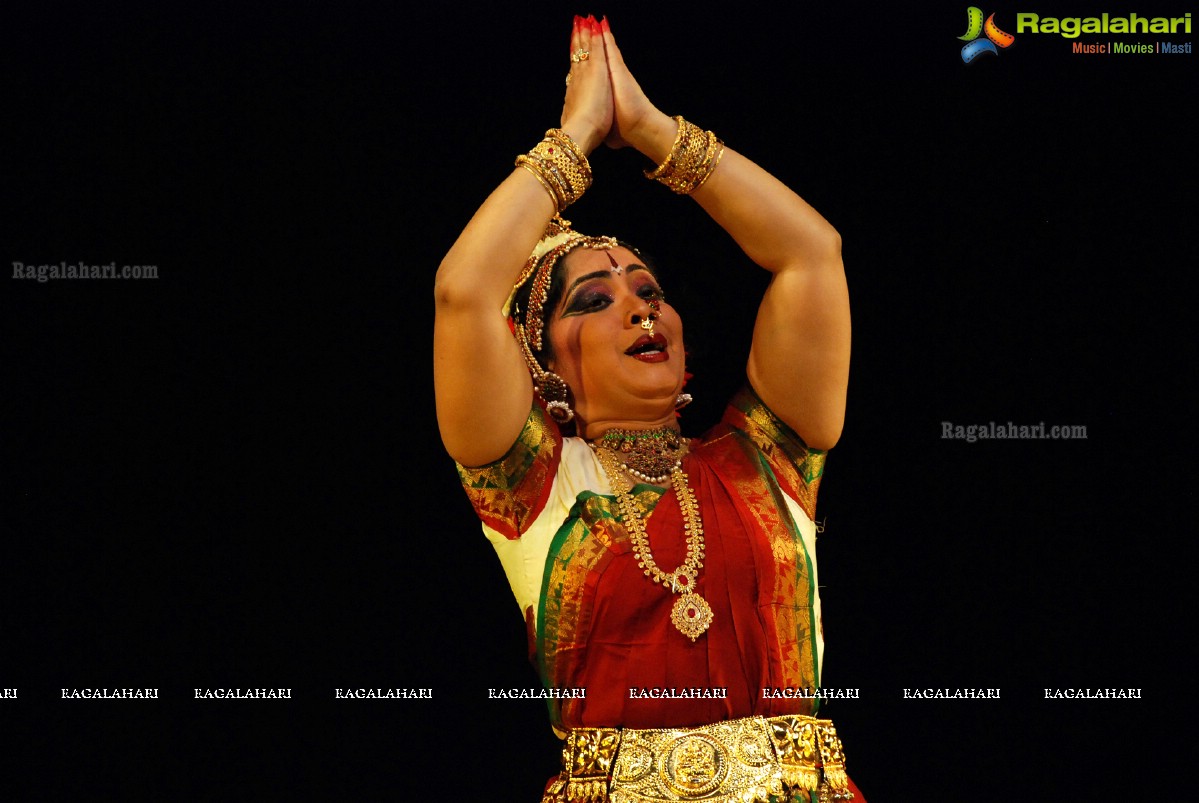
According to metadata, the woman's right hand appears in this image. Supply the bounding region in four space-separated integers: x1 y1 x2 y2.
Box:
560 16 613 155
434 17 621 468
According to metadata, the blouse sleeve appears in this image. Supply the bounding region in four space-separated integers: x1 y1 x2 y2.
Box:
454 403 563 540
718 384 827 522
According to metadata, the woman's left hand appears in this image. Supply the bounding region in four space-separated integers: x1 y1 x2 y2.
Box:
599 19 671 156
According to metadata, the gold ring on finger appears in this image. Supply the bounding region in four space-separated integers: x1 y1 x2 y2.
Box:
570 49 590 63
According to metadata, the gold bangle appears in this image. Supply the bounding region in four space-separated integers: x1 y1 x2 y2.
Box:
515 129 593 214
545 128 587 164
531 140 590 203
644 115 689 181
515 154 565 210
645 116 725 195
694 137 726 192
670 126 707 194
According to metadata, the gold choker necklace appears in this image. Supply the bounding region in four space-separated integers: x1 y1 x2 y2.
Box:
594 427 686 483
590 428 713 641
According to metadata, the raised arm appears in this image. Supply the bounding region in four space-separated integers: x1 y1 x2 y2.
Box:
602 22 850 450
434 17 613 467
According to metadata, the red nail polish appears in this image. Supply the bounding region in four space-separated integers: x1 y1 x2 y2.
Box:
601 16 610 33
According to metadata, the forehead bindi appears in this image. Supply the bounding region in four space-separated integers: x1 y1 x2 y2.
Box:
563 247 648 282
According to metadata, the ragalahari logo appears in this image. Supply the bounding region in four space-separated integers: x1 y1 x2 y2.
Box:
959 7 1016 62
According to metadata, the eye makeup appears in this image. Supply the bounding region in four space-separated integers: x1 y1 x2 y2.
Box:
559 264 661 318
563 284 613 315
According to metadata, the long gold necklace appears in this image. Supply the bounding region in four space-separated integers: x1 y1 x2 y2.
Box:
591 428 713 641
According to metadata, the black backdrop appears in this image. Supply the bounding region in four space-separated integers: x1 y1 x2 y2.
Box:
4 1 1194 799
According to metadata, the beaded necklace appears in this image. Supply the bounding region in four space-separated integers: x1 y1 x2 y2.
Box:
590 427 713 641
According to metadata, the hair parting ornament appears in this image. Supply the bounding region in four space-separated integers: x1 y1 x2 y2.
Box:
507 216 619 423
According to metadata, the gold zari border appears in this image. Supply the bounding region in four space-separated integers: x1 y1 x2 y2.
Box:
543 715 853 803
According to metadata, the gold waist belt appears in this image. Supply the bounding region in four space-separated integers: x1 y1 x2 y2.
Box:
544 715 853 803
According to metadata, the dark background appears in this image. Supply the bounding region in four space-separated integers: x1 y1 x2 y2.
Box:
3 1 1194 799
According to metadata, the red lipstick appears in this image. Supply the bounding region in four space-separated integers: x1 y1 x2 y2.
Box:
625 333 669 362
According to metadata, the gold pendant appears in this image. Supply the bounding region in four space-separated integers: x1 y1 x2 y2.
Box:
671 593 713 641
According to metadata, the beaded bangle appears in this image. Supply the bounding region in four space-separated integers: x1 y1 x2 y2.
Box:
515 128 593 213
545 128 587 164
645 116 725 195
